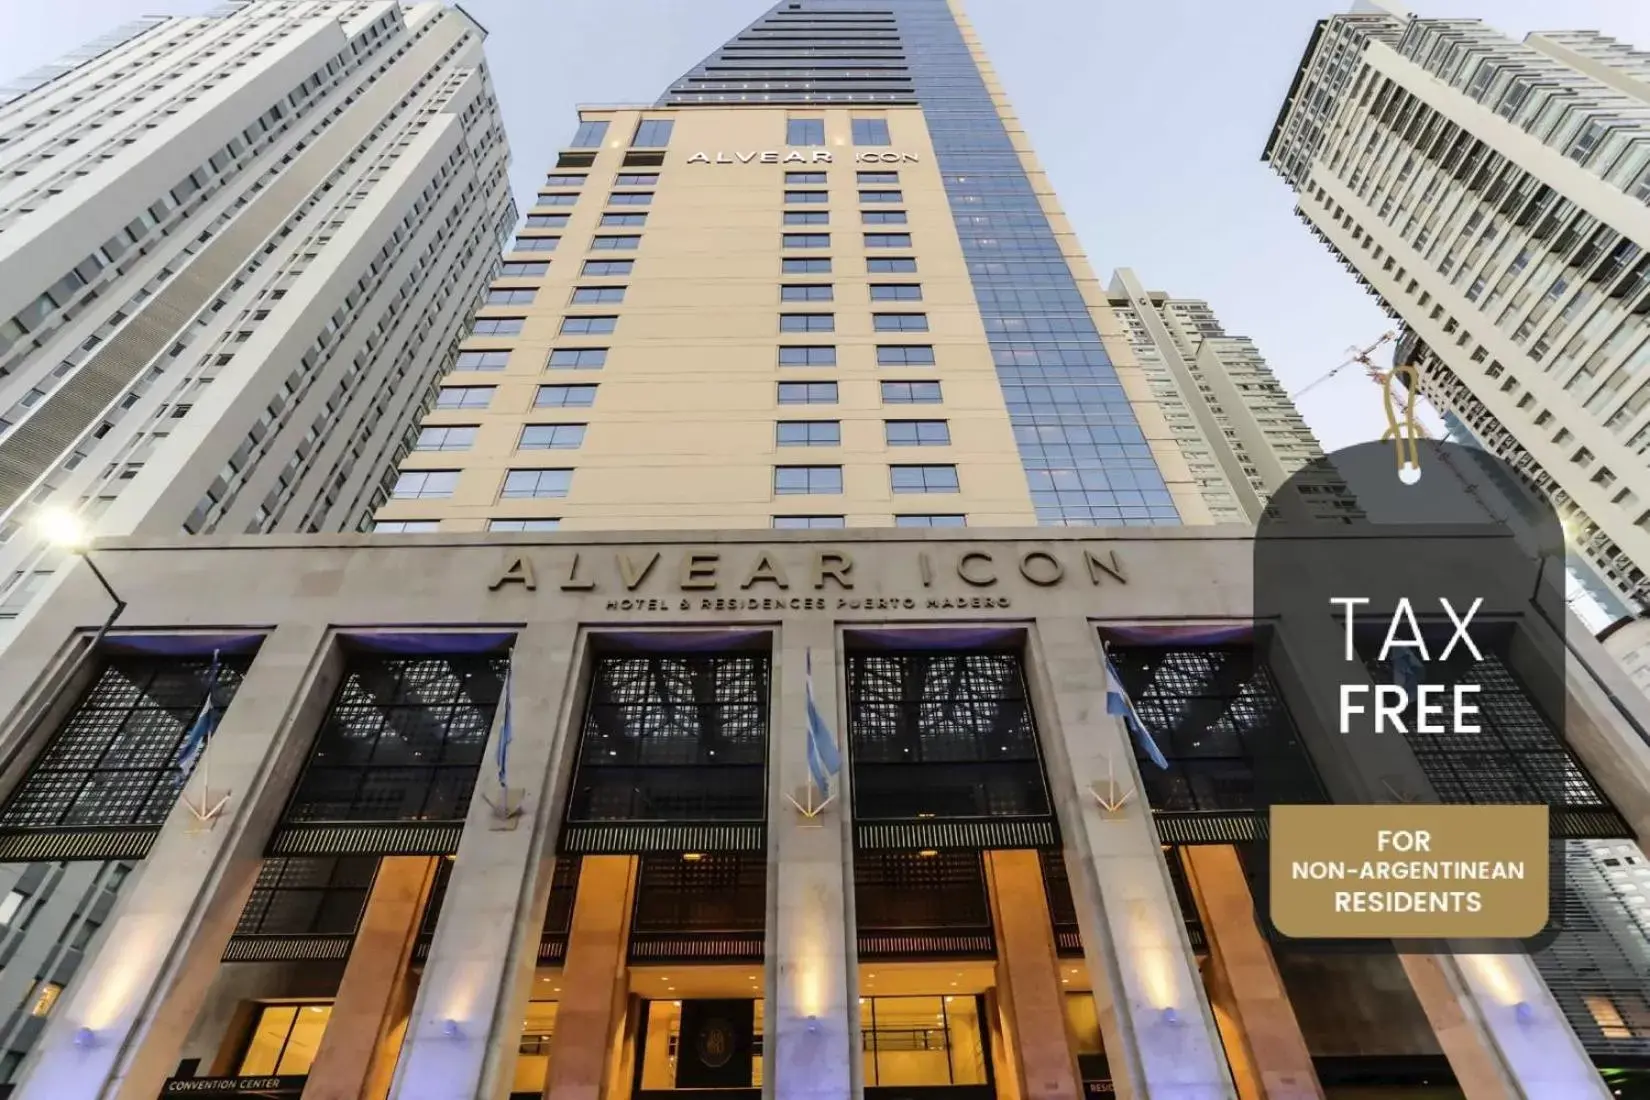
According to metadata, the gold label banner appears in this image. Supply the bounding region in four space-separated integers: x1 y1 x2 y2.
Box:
1269 804 1549 940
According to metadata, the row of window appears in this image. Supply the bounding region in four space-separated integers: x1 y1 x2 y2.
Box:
436 380 942 410
378 513 967 533
508 232 916 254
391 463 962 502
482 283 924 309
414 419 951 453
475 312 932 339
497 257 918 283
541 169 898 190
564 116 893 150
454 344 936 374
530 193 904 217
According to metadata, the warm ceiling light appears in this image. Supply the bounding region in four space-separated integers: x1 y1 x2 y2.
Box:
682 852 704 861
918 849 938 858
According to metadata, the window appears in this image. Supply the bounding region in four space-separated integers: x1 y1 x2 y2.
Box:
781 284 834 302
499 262 549 277
490 518 561 532
590 236 640 250
787 118 826 146
512 237 558 252
779 346 837 366
374 520 440 533
502 469 573 499
238 1004 333 1077
456 350 510 371
783 258 832 274
599 213 646 227
886 420 950 446
775 466 841 494
863 210 908 225
570 120 609 148
778 420 841 446
774 515 845 528
548 348 607 368
785 211 828 225
859 190 903 203
778 381 838 405
632 119 674 147
882 380 942 404
859 995 988 1088
615 173 659 186
561 316 616 335
877 345 934 365
787 171 828 184
895 514 966 527
392 471 458 499
852 118 892 146
544 173 585 188
607 192 653 206
781 313 834 332
870 284 922 301
582 260 633 276
536 384 598 407
866 233 912 248
520 424 586 450
891 464 959 493
783 233 830 249
571 287 626 304
858 171 899 184
436 386 494 409
416 426 476 451
486 288 537 305
868 257 917 273
472 317 524 336
874 313 928 332
526 211 570 224
535 195 577 208
785 190 829 204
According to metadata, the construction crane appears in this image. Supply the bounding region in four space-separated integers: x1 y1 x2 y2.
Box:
1293 330 1397 400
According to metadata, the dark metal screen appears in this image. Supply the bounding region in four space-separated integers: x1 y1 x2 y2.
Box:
565 653 769 824
1106 646 1326 813
281 652 508 824
0 655 249 832
1040 847 1206 955
855 850 995 958
629 852 765 962
846 651 1051 821
1359 630 1615 813
234 856 377 937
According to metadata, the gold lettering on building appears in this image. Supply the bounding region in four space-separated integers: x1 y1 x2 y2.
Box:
957 552 996 587
686 150 839 166
740 552 791 590
812 551 854 590
1019 551 1064 586
680 553 721 590
560 553 596 591
489 556 537 591
618 551 660 591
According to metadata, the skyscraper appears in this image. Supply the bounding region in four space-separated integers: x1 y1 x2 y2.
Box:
0 0 512 1081
1264 0 1650 613
1106 268 1361 524
0 4 1645 1100
372 0 1211 536
0 0 514 633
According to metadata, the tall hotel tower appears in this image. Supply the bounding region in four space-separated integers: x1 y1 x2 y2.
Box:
0 0 513 629
1264 1 1650 617
2 4 1650 1100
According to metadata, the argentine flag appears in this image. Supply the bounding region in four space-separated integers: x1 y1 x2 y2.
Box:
1104 656 1169 771
175 651 223 773
805 649 842 797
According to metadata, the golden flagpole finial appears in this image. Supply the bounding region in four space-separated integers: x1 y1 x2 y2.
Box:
1380 363 1423 483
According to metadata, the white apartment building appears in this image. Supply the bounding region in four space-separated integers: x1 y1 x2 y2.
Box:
1266 1 1650 612
0 0 514 630
1106 268 1359 523
0 1 512 1081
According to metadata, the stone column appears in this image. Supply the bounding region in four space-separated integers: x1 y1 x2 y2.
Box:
303 856 438 1100
1270 614 1609 1098
983 850 1082 1100
543 855 636 1100
386 622 583 1100
1026 615 1236 1100
764 619 858 1100
15 622 340 1100
1179 846 1322 1100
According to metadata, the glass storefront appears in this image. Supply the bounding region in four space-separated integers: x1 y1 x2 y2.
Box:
237 1003 332 1076
860 995 988 1088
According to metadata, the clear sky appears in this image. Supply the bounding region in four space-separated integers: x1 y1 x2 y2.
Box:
7 0 1650 454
